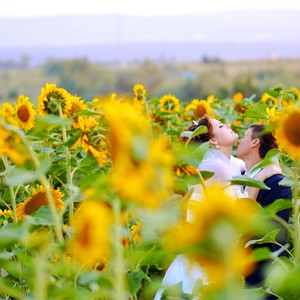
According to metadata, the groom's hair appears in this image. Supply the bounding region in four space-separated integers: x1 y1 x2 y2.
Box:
250 124 278 158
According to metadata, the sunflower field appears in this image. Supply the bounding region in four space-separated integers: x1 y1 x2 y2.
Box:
0 83 299 300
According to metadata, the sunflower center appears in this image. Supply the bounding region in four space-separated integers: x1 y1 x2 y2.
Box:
284 112 300 146
78 220 92 247
17 105 30 122
24 192 49 215
165 100 175 111
195 105 207 118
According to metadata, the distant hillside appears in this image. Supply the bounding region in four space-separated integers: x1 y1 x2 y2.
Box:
1 41 300 66
0 10 300 64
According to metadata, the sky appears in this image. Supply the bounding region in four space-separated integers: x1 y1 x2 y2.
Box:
2 0 300 18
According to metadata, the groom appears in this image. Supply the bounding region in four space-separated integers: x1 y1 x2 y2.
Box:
236 124 292 292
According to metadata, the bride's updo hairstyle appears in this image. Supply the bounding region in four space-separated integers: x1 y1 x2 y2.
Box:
250 124 278 158
181 115 214 143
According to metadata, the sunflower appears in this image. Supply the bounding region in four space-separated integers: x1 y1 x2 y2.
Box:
67 200 113 267
206 95 215 103
163 185 259 291
175 164 199 177
66 95 88 128
104 101 149 161
15 95 36 131
233 92 247 113
0 102 19 127
164 184 260 253
133 83 147 106
184 99 212 120
0 209 13 221
37 83 72 116
193 240 255 292
275 108 300 159
94 257 109 272
0 124 29 165
130 220 142 243
72 116 108 166
260 92 279 107
0 102 15 116
110 135 174 209
233 92 244 101
17 186 65 221
158 94 181 113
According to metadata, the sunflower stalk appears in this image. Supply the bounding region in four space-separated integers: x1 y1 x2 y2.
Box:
16 129 64 243
58 104 74 223
113 198 127 300
293 159 300 263
34 253 47 300
197 170 207 194
143 96 153 136
1 156 17 223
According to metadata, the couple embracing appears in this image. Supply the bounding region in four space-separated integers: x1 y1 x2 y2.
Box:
155 115 292 300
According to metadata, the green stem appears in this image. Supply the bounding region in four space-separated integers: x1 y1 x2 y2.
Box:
34 254 47 300
113 198 126 300
294 159 300 263
273 215 294 236
39 175 64 243
58 105 73 224
143 97 153 137
1 157 17 223
197 171 207 194
18 131 64 243
272 241 294 260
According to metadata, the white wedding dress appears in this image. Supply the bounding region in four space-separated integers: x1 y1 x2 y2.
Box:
154 149 247 300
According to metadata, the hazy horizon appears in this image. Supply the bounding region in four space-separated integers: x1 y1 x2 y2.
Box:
1 8 300 65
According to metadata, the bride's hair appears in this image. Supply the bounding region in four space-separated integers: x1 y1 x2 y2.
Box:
181 115 214 143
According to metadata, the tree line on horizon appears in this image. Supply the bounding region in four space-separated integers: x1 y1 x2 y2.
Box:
0 57 299 103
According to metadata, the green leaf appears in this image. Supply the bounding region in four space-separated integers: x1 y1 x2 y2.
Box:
74 108 104 116
250 149 283 173
180 131 192 139
0 165 15 176
62 132 82 148
251 247 273 261
243 102 268 119
200 170 215 180
40 114 72 126
245 229 281 247
0 224 25 247
77 271 101 286
263 199 292 216
128 271 143 295
229 175 270 189
25 206 57 226
184 142 209 167
0 278 24 298
5 169 41 186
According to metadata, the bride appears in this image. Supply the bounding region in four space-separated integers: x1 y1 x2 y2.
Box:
154 115 247 299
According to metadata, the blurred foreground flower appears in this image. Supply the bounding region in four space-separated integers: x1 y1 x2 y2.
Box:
163 184 260 291
105 101 174 209
275 107 300 159
0 122 29 165
67 200 113 268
